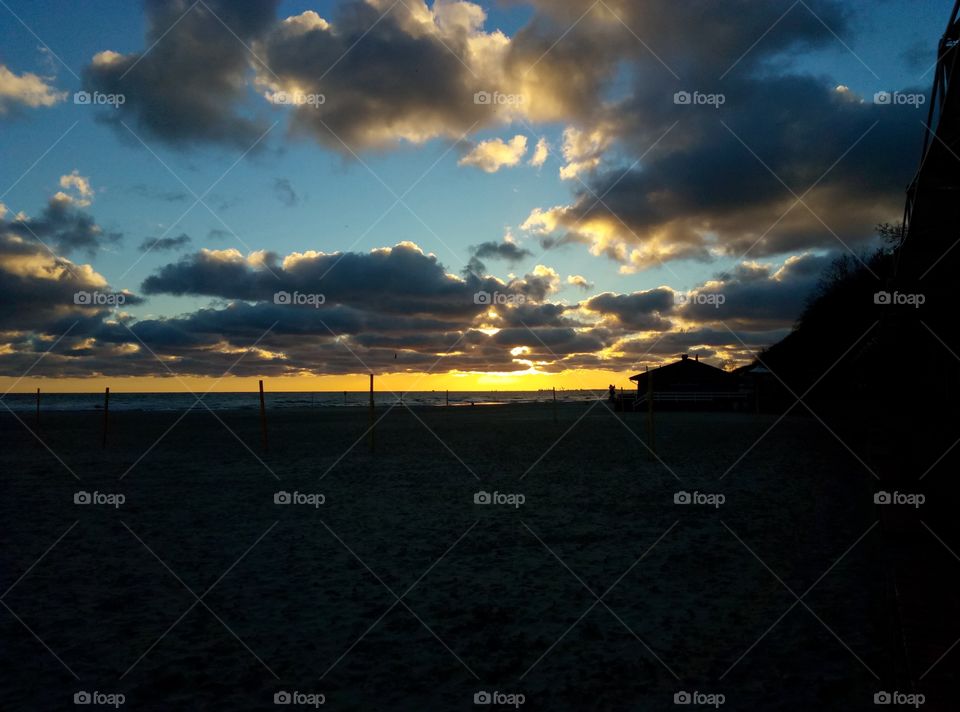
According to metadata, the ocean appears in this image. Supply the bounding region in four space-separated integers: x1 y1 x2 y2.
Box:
0 389 609 412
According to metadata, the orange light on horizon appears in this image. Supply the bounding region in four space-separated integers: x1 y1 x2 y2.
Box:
0 368 642 394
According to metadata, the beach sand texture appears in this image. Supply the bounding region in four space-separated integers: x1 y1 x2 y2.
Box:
1 403 889 710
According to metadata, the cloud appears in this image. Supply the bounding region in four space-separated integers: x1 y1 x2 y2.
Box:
459 135 528 172
0 235 835 378
0 222 142 338
130 184 190 202
139 233 192 252
272 177 299 206
519 0 918 270
582 288 675 331
56 171 95 208
83 0 280 147
2 190 121 257
677 252 835 330
567 274 593 290
529 137 549 167
558 125 611 180
0 64 66 114
465 238 533 275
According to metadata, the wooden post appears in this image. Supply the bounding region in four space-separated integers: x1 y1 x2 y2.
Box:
646 371 655 456
102 387 110 449
552 387 557 423
259 380 268 452
369 374 375 453
343 390 347 406
446 390 449 407
35 387 40 427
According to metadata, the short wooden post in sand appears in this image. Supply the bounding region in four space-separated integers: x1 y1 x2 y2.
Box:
446 390 449 407
102 387 110 449
259 380 269 453
35 387 40 427
368 374 375 453
552 387 557 424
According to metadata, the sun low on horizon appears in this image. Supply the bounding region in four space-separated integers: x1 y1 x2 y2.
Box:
0 0 942 394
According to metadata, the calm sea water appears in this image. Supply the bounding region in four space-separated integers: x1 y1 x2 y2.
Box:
0 390 608 412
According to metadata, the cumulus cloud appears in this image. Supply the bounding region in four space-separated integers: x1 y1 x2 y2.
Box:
529 137 550 167
1 189 120 258
518 0 919 270
567 274 593 290
83 0 280 147
558 125 611 180
459 135 528 172
0 64 66 114
56 171 95 208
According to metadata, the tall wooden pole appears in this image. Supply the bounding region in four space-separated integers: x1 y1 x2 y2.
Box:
259 380 268 452
102 387 110 449
646 371 655 456
369 374 375 453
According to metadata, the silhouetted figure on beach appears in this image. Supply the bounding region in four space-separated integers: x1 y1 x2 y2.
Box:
608 384 616 402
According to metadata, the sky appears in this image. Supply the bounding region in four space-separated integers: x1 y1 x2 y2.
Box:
0 0 949 392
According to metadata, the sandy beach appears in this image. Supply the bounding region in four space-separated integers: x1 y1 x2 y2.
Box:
1 402 890 710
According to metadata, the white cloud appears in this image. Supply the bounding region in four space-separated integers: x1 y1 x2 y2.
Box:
559 125 611 180
459 135 528 173
529 137 549 167
567 274 593 290
57 170 95 207
0 64 66 114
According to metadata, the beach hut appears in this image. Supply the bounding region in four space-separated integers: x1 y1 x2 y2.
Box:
627 354 747 411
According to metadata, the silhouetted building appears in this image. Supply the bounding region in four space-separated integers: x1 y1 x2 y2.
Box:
626 354 747 410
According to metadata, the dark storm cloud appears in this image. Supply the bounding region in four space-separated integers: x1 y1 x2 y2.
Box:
138 233 192 252
83 0 280 148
